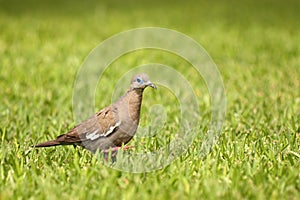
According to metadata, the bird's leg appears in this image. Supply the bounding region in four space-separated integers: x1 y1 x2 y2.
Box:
103 145 134 162
103 145 134 153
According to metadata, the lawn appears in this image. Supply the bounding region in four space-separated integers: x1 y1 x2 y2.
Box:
0 0 299 199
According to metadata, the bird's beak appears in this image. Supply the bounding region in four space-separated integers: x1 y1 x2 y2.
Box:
147 82 157 89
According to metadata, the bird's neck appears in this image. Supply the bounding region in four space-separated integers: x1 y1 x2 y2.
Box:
126 88 143 111
119 88 144 123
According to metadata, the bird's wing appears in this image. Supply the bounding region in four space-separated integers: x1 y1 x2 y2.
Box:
61 106 121 143
35 106 121 148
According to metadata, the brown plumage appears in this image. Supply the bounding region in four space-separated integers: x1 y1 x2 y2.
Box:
35 73 156 153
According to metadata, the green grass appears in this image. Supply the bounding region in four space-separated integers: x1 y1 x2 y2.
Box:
1 0 300 199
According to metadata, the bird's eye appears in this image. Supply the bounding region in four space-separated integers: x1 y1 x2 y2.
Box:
136 77 143 84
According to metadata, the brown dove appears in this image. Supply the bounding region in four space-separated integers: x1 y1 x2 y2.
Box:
34 73 156 153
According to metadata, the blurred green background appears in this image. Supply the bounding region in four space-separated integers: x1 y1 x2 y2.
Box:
0 0 299 199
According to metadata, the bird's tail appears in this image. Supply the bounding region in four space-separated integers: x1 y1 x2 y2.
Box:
34 140 61 147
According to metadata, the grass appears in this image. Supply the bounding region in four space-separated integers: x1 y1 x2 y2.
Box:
0 0 300 199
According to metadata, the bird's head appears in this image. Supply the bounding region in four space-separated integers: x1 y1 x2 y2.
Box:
130 73 157 90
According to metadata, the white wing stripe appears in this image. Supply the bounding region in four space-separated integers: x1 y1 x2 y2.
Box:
86 130 99 140
85 121 122 140
90 133 101 140
103 121 121 137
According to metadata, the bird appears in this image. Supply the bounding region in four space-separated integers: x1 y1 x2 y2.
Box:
34 73 157 153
